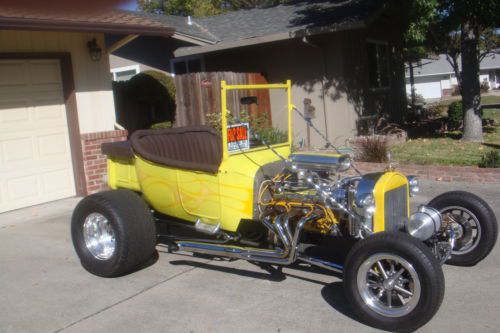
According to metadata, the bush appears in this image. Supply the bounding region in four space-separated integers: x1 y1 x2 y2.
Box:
447 101 463 123
113 70 176 135
426 103 447 118
478 151 499 168
480 80 490 93
356 135 388 163
142 70 176 103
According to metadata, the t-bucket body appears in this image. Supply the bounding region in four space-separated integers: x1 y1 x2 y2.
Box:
106 81 293 232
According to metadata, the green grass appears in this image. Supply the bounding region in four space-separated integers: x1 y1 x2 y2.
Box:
391 108 499 166
437 94 500 107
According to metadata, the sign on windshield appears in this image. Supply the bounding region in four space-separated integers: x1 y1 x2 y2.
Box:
227 123 250 152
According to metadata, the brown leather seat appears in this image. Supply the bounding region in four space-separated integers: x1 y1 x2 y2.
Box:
130 126 222 173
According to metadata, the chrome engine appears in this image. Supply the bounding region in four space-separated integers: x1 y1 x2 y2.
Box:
257 152 455 264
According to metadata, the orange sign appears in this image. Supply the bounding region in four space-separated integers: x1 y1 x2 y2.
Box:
227 123 250 152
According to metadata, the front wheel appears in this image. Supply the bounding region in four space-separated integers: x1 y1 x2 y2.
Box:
344 232 444 333
428 191 498 266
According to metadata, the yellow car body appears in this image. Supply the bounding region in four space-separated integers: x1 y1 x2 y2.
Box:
106 80 409 233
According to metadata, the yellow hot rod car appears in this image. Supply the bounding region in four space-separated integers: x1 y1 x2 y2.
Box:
71 81 497 332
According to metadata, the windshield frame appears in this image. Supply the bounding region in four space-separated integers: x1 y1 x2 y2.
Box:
220 80 293 160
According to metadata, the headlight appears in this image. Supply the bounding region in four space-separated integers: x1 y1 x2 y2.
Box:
407 206 442 240
407 176 419 197
337 155 351 172
359 194 375 218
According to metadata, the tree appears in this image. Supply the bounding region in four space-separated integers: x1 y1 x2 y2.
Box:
425 0 499 142
138 0 288 17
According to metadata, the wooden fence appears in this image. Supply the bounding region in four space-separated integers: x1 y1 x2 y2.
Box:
174 72 271 127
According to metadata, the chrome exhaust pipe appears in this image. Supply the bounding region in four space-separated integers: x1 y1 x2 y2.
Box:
297 254 343 274
176 214 316 266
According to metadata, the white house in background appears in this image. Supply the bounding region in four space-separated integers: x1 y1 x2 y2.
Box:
406 53 500 101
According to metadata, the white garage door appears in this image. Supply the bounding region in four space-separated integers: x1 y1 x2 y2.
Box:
0 60 76 213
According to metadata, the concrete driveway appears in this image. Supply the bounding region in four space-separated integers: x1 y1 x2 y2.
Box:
1 180 499 333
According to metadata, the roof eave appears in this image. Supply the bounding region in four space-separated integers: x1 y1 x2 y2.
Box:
174 20 366 57
0 17 175 37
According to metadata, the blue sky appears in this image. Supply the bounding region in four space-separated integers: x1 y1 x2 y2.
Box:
119 0 138 11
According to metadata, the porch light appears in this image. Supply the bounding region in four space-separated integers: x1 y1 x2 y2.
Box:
87 38 102 62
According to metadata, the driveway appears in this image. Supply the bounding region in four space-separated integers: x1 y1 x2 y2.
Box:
1 180 499 333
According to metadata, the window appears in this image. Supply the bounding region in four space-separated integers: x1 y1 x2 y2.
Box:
170 56 204 76
367 41 389 89
111 65 140 81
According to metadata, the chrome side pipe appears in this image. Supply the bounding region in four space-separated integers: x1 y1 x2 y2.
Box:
176 214 316 266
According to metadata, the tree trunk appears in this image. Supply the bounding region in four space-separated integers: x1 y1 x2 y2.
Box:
460 19 483 142
409 61 416 105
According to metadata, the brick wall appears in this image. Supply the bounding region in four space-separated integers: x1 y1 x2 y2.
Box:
349 162 500 183
81 130 128 194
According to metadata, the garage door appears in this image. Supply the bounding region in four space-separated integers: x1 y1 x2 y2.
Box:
0 60 76 213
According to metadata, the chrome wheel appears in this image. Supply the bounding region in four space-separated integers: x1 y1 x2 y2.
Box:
357 253 421 318
441 206 482 255
83 213 116 260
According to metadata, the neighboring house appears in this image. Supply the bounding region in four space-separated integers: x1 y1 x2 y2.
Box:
405 54 500 101
110 1 407 147
0 8 174 213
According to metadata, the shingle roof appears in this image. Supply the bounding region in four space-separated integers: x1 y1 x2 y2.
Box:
406 53 500 77
143 0 385 45
0 8 175 36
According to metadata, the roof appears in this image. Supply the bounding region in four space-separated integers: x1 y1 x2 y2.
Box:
139 0 386 56
0 8 175 37
406 53 500 78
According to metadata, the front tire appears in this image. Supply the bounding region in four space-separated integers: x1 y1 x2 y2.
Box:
344 232 444 333
71 190 157 277
428 191 498 266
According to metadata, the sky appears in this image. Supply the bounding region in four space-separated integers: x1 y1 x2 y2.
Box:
119 0 138 11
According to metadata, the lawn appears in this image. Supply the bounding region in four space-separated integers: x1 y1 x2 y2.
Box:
391 98 499 166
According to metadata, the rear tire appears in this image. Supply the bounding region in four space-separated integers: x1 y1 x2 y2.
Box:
71 190 157 277
428 191 498 266
344 232 444 333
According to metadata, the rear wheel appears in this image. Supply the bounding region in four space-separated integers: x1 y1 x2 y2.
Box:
71 190 157 277
344 232 444 333
429 191 498 266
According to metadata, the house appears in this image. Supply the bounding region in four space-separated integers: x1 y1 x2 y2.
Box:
0 7 174 213
405 53 500 101
110 1 407 147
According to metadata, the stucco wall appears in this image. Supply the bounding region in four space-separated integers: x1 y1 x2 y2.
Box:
204 29 406 147
0 30 116 134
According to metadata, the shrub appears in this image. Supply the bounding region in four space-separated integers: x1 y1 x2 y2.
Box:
478 151 499 168
447 101 463 123
113 71 176 135
151 121 173 129
480 80 490 93
426 103 447 118
356 135 388 163
142 70 176 103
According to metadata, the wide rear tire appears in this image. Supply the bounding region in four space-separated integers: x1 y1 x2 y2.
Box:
71 190 157 277
344 232 444 333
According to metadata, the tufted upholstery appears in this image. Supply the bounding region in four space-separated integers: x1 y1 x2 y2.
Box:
130 126 222 173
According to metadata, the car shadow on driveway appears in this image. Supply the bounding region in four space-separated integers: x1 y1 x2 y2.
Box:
168 259 362 326
321 281 360 323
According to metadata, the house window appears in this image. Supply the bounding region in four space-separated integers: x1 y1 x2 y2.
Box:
111 65 140 81
367 41 389 89
170 56 205 76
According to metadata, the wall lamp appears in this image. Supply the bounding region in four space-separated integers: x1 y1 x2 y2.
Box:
87 38 102 62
